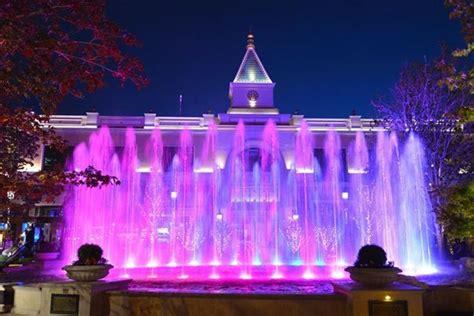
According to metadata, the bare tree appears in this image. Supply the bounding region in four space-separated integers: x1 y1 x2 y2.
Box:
373 61 473 194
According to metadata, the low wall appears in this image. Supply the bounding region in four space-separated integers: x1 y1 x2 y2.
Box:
423 286 474 316
108 292 349 316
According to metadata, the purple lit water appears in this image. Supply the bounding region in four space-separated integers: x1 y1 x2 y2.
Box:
128 279 335 295
63 120 437 280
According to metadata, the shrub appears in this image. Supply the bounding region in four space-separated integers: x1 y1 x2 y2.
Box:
437 182 474 244
73 243 107 265
354 244 392 268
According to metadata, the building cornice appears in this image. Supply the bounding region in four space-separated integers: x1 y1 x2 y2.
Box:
43 113 384 132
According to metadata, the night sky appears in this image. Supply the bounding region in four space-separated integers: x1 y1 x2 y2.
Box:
60 0 462 118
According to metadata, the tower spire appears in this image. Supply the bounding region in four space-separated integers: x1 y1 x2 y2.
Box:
246 32 255 49
233 32 272 83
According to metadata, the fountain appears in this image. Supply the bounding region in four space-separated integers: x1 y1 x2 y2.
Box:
63 120 437 280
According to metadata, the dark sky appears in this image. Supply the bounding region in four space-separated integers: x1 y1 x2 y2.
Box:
60 0 462 118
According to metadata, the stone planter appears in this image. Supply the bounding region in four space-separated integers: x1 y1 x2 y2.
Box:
344 266 402 287
62 264 113 281
35 252 59 261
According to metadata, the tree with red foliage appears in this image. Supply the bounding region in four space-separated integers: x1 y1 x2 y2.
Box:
438 0 473 97
0 1 147 214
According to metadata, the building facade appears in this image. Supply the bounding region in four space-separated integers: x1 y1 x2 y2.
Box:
34 33 382 176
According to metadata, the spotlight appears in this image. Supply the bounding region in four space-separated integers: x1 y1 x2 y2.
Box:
384 295 392 302
170 191 178 199
146 260 158 268
125 260 135 269
209 273 220 279
252 258 262 266
302 270 315 279
341 192 349 200
292 213 299 221
331 271 344 279
216 213 223 221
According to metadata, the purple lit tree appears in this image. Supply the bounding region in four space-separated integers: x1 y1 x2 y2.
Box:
373 60 473 248
438 0 473 95
373 61 472 189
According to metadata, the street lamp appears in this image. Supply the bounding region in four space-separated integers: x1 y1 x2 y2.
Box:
7 191 15 201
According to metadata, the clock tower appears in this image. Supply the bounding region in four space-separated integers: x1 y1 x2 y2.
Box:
228 33 277 113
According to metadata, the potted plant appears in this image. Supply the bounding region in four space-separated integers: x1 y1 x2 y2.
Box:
345 244 402 286
62 244 113 281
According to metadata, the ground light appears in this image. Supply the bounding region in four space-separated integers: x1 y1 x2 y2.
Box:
302 270 315 279
271 272 284 279
209 273 220 279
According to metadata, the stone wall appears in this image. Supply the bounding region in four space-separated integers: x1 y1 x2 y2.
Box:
108 292 348 316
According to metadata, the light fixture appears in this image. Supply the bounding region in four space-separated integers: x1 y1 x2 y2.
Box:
341 192 349 200
170 191 178 199
249 72 256 82
347 168 368 174
216 213 223 221
136 167 151 173
296 168 314 174
157 227 169 234
7 191 15 200
292 213 299 221
194 167 214 173
384 295 392 302
302 270 315 279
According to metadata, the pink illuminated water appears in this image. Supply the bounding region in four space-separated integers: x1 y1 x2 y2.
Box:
63 121 436 280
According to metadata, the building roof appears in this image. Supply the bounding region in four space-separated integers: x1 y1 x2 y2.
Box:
233 34 272 84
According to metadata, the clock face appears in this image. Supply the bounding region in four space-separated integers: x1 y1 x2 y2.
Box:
247 90 259 101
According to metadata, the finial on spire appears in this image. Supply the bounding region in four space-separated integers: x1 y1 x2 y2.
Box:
246 32 255 49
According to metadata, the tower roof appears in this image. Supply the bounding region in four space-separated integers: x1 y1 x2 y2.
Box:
233 33 272 84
